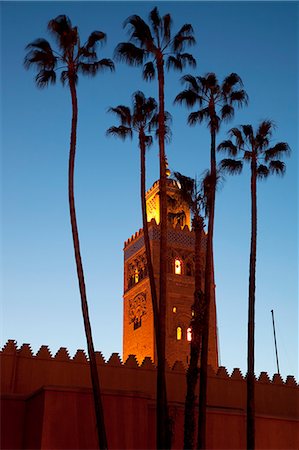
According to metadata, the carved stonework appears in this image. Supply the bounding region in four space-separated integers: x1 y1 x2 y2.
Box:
127 253 148 289
128 293 147 325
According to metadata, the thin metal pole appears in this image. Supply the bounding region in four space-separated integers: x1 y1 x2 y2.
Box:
271 309 280 374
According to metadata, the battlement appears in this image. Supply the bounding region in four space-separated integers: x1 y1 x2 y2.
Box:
1 340 297 386
124 218 195 249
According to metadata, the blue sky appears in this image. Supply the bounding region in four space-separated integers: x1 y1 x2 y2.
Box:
1 1 298 379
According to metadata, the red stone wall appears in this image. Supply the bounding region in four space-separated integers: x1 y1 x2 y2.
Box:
1 341 298 449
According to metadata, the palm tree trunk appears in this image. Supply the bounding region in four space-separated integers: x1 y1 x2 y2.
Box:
184 215 204 450
198 128 217 450
247 155 257 450
139 133 160 355
69 78 107 450
156 56 171 450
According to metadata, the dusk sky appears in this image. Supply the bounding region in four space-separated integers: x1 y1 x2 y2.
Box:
1 1 298 380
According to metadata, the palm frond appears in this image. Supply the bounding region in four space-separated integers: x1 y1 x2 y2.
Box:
229 90 249 107
78 59 114 76
35 69 56 88
264 142 291 161
166 55 182 71
229 127 244 148
143 61 155 80
219 158 243 175
162 13 172 44
24 39 57 70
172 24 195 51
221 104 234 122
124 14 154 49
257 164 270 179
48 15 78 51
149 7 162 42
241 124 254 141
187 108 209 126
178 53 196 68
106 125 133 140
180 74 199 92
257 119 274 138
86 31 106 49
107 105 132 126
172 34 196 53
244 151 252 161
205 73 218 90
174 89 200 108
268 160 286 175
114 42 146 66
173 171 195 207
222 73 243 94
217 140 238 156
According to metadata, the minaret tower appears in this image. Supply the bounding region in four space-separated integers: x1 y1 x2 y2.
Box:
123 178 218 370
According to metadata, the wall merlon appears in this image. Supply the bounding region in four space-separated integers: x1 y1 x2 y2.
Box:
73 349 88 363
36 345 52 359
107 353 123 366
124 354 139 368
18 344 33 357
54 347 70 361
258 371 271 383
231 368 244 380
95 351 106 365
272 373 284 385
1 340 17 354
217 366 230 378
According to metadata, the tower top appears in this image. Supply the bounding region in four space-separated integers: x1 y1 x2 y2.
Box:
146 179 191 229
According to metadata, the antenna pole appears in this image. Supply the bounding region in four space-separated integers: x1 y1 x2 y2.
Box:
271 309 280 374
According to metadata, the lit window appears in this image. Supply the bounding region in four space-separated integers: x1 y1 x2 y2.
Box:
176 326 182 340
191 309 195 317
174 259 182 275
173 306 177 313
134 268 139 283
187 327 192 342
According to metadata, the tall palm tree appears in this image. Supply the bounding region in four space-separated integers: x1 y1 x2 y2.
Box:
24 15 114 449
115 7 196 449
218 120 290 450
173 172 206 450
106 91 162 368
175 73 248 449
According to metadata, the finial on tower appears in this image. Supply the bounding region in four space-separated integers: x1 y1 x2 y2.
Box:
165 155 171 177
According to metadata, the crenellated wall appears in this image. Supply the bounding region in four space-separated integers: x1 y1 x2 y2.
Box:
1 340 298 449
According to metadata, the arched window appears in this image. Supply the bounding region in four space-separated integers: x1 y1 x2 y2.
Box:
187 327 192 342
134 268 139 283
174 258 182 275
176 326 182 340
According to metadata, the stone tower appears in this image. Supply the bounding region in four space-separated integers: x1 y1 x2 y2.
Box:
123 178 219 370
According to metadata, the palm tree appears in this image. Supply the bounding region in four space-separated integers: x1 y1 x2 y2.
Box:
115 7 196 449
173 172 206 450
218 121 290 450
175 73 248 449
106 91 162 370
24 15 114 449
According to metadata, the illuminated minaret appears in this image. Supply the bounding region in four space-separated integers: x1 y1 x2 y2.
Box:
123 178 218 369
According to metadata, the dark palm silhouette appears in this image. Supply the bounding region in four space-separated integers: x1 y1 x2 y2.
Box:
24 15 114 449
175 73 248 449
218 120 290 450
173 172 206 450
106 91 161 370
115 7 196 448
